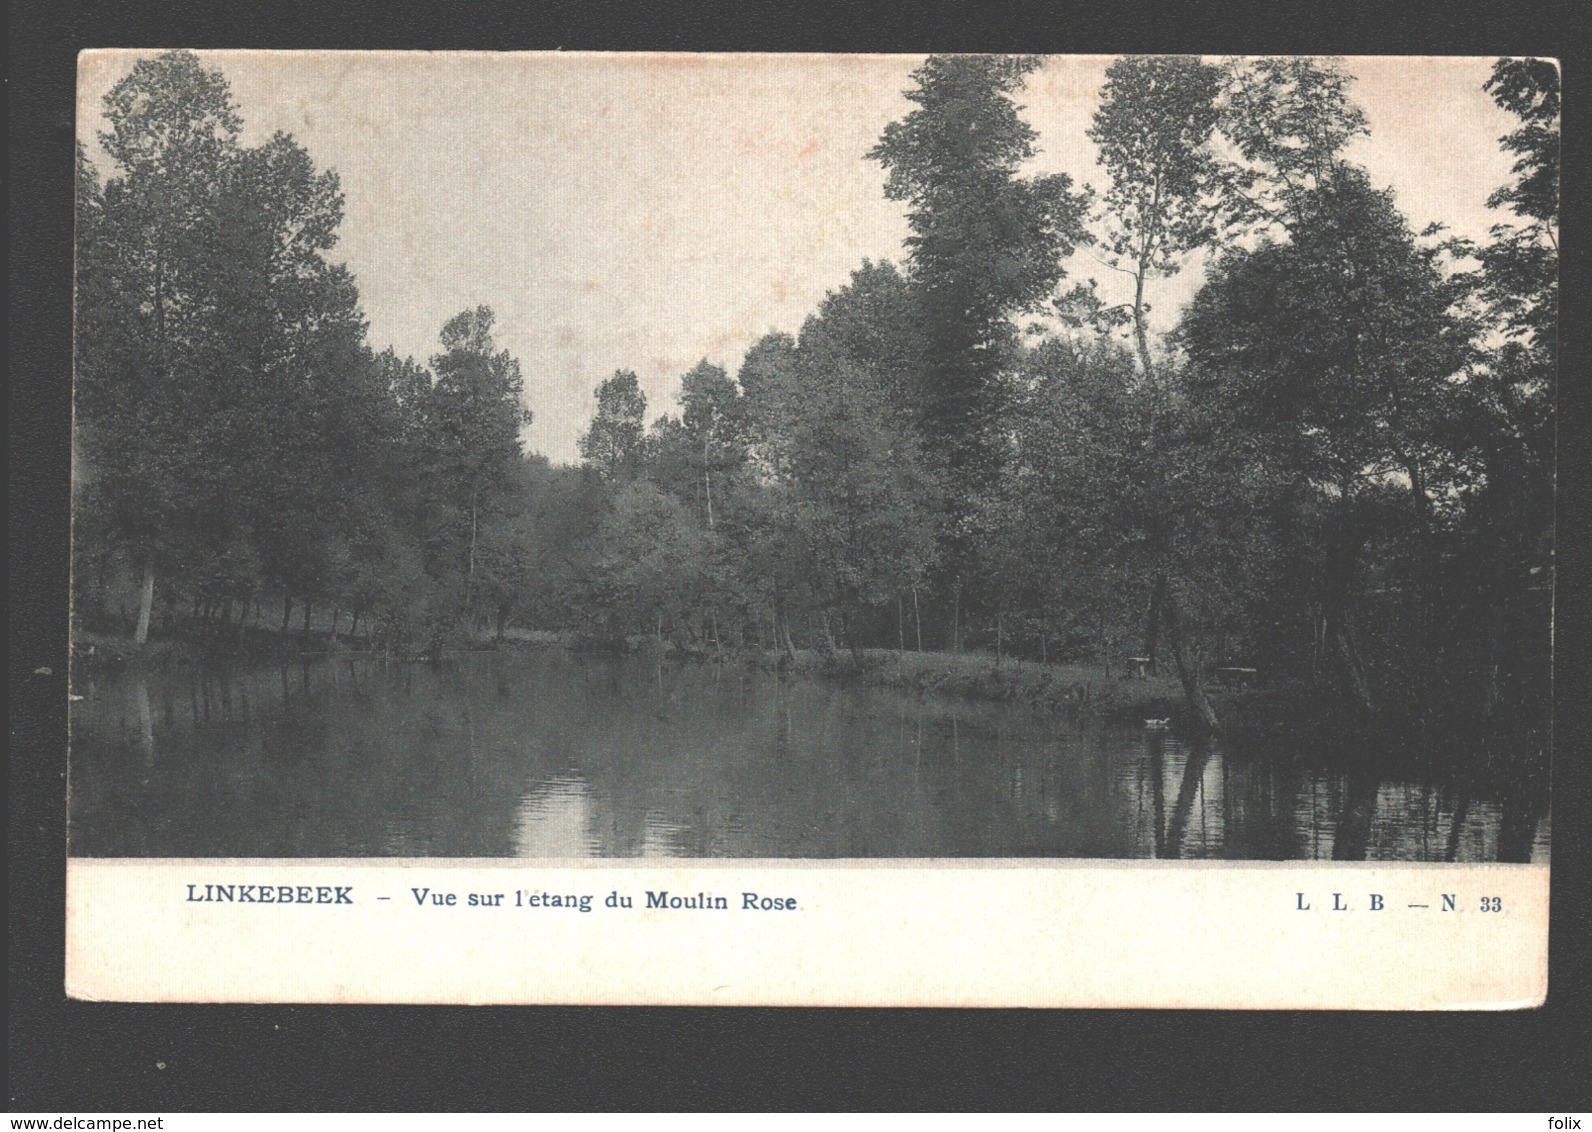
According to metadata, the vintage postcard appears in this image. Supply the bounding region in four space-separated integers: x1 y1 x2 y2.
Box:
66 51 1554 1007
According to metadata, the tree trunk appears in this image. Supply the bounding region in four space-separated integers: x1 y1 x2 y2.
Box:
703 434 714 531
912 585 923 654
1320 502 1378 713
134 558 156 647
1480 538 1508 720
1309 602 1323 681
1333 620 1378 714
1144 572 1166 677
281 596 293 635
1131 185 1160 381
1162 587 1220 735
820 611 838 655
302 601 313 635
774 594 796 662
466 497 479 612
135 678 154 760
1405 457 1438 702
1132 264 1155 381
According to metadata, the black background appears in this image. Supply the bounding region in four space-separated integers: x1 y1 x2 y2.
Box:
10 0 1590 1111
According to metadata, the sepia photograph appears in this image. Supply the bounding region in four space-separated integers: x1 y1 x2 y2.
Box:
67 51 1555 870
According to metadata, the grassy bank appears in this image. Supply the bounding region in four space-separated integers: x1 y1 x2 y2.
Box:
749 647 1358 748
761 646 1189 725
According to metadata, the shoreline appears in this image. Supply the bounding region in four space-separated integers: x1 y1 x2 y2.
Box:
70 624 1272 741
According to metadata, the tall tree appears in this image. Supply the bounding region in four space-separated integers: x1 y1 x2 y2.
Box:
75 51 244 643
1484 59 1560 232
737 330 802 478
870 55 1090 480
579 369 648 480
220 132 371 627
737 331 809 652
764 333 938 657
583 481 716 646
413 307 533 620
1178 169 1472 712
1476 58 1559 354
1217 57 1370 235
77 52 392 645
799 259 927 416
678 360 751 533
1088 55 1224 379
1448 58 1558 727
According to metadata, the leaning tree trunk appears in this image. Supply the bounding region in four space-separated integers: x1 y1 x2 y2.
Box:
1160 587 1220 735
1322 584 1378 714
1331 614 1378 714
134 558 156 646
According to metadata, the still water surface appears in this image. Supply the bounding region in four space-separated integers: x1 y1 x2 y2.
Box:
68 651 1550 861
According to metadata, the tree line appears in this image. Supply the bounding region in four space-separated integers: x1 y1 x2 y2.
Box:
74 53 1556 752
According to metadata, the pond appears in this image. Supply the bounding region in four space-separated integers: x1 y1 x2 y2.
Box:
67 650 1550 861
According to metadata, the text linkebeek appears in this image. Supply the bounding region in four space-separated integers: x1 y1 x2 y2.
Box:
185 883 353 904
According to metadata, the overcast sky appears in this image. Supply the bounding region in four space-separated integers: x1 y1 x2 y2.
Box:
78 53 1520 464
